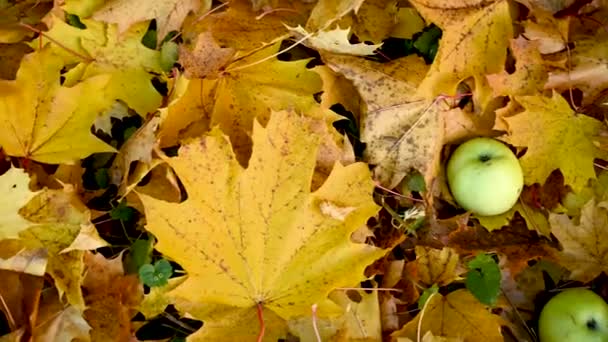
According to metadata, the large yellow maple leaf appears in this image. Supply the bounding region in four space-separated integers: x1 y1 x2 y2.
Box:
140 111 387 340
502 93 608 191
0 48 115 164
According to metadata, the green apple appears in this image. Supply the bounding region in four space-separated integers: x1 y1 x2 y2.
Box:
446 137 523 216
539 288 608 342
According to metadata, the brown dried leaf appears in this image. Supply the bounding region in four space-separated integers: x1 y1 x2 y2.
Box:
549 199 608 282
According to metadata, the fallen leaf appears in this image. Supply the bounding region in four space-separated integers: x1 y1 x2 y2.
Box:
32 15 164 116
110 116 160 188
0 47 115 163
179 31 235 78
0 168 38 239
289 26 381 56
19 187 108 309
502 93 608 192
544 33 608 105
323 53 447 188
0 271 43 332
0 0 52 43
549 199 608 282
391 289 504 342
139 110 387 340
405 246 464 287
487 36 547 97
416 0 513 112
82 252 143 342
351 0 398 43
93 0 205 43
31 288 91 342
182 0 293 53
306 0 366 31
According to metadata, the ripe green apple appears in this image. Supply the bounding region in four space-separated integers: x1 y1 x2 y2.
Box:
539 288 608 342
446 137 523 216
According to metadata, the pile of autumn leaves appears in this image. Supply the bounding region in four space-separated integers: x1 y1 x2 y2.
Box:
1 0 608 341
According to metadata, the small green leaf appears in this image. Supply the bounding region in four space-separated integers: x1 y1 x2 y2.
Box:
139 259 173 287
110 201 137 221
406 172 426 192
141 28 157 49
465 253 501 306
65 13 86 29
125 238 154 274
418 284 439 309
94 168 109 189
160 41 179 72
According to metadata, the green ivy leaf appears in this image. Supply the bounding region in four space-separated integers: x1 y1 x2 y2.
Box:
466 253 501 306
139 259 173 287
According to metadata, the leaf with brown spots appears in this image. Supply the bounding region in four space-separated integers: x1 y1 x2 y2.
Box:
323 53 448 188
139 110 387 340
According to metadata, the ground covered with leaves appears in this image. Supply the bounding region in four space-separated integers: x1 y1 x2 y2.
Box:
0 0 607 341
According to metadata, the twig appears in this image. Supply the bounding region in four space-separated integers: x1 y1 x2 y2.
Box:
0 293 16 330
336 287 403 292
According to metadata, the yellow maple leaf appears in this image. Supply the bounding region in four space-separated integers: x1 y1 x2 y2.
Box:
391 289 504 342
182 0 292 53
502 93 608 191
19 187 108 309
92 0 207 43
162 41 342 165
0 48 115 164
0 168 38 240
486 36 547 97
416 0 512 112
306 0 365 31
139 111 387 340
352 0 399 43
323 53 446 188
0 0 52 43
549 199 608 282
31 15 163 115
406 246 464 287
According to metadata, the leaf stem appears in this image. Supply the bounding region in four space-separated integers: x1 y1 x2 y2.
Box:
256 302 265 342
18 23 94 62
